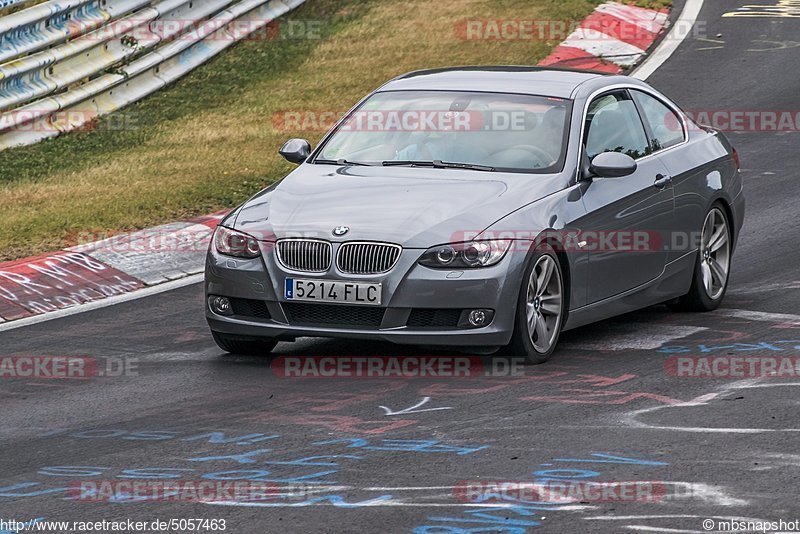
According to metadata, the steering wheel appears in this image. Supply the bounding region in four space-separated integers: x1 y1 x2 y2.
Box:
509 145 556 167
395 141 434 161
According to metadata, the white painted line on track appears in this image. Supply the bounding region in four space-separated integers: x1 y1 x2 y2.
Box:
561 324 706 351
379 397 454 416
631 426 800 434
622 378 800 434
716 308 800 326
735 382 800 388
631 0 705 80
0 274 204 333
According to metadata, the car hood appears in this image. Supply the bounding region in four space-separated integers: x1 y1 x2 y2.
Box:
232 164 567 247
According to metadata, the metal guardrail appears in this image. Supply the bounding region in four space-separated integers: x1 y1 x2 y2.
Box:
0 0 306 150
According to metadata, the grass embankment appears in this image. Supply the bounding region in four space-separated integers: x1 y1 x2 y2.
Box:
0 0 668 260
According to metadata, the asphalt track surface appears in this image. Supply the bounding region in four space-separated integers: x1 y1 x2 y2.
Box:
2 2 800 532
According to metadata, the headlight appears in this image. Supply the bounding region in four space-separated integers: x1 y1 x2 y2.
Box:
419 240 512 268
213 226 261 259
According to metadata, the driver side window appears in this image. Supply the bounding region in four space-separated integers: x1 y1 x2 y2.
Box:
584 92 649 161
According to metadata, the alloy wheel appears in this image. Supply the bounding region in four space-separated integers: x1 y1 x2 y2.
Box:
700 207 731 300
526 254 563 353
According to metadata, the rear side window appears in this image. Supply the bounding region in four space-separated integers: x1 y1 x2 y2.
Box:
631 90 685 151
584 92 649 160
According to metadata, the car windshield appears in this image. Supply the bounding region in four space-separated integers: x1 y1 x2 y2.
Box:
315 90 571 173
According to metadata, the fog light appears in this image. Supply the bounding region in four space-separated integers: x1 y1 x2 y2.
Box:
458 308 494 328
468 309 487 326
209 295 233 316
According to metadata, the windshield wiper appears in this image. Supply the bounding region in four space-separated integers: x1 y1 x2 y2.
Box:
434 160 495 172
382 160 495 172
315 158 374 166
382 160 437 168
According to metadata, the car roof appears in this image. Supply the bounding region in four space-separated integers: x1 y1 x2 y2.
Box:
378 66 607 99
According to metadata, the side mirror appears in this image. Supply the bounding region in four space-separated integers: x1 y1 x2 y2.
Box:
588 152 637 178
279 138 311 164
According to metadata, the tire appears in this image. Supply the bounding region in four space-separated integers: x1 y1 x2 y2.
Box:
668 202 732 312
211 331 278 356
504 243 566 364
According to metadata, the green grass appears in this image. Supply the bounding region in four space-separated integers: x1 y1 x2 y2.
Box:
0 1 48 16
635 0 671 9
0 0 670 261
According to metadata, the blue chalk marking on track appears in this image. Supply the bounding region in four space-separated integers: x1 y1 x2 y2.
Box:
210 494 394 508
552 453 668 466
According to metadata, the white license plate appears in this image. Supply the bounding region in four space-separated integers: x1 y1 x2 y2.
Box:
284 278 382 306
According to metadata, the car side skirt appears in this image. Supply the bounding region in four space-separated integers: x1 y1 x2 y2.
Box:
563 250 696 331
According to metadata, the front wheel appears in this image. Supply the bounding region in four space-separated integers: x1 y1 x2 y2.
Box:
504 244 565 364
211 331 278 356
669 203 732 312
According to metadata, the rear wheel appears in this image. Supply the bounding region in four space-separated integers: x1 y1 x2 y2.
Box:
211 331 278 356
505 244 565 364
669 203 731 312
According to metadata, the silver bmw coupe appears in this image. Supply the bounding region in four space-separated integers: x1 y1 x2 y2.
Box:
205 67 744 363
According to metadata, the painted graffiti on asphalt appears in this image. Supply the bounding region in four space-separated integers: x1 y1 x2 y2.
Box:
0 252 142 320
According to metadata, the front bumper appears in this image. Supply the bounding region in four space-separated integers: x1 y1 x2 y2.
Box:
204 241 529 347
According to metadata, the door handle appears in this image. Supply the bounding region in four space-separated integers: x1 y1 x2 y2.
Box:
654 174 672 189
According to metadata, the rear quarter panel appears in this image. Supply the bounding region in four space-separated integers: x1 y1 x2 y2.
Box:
659 127 743 263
